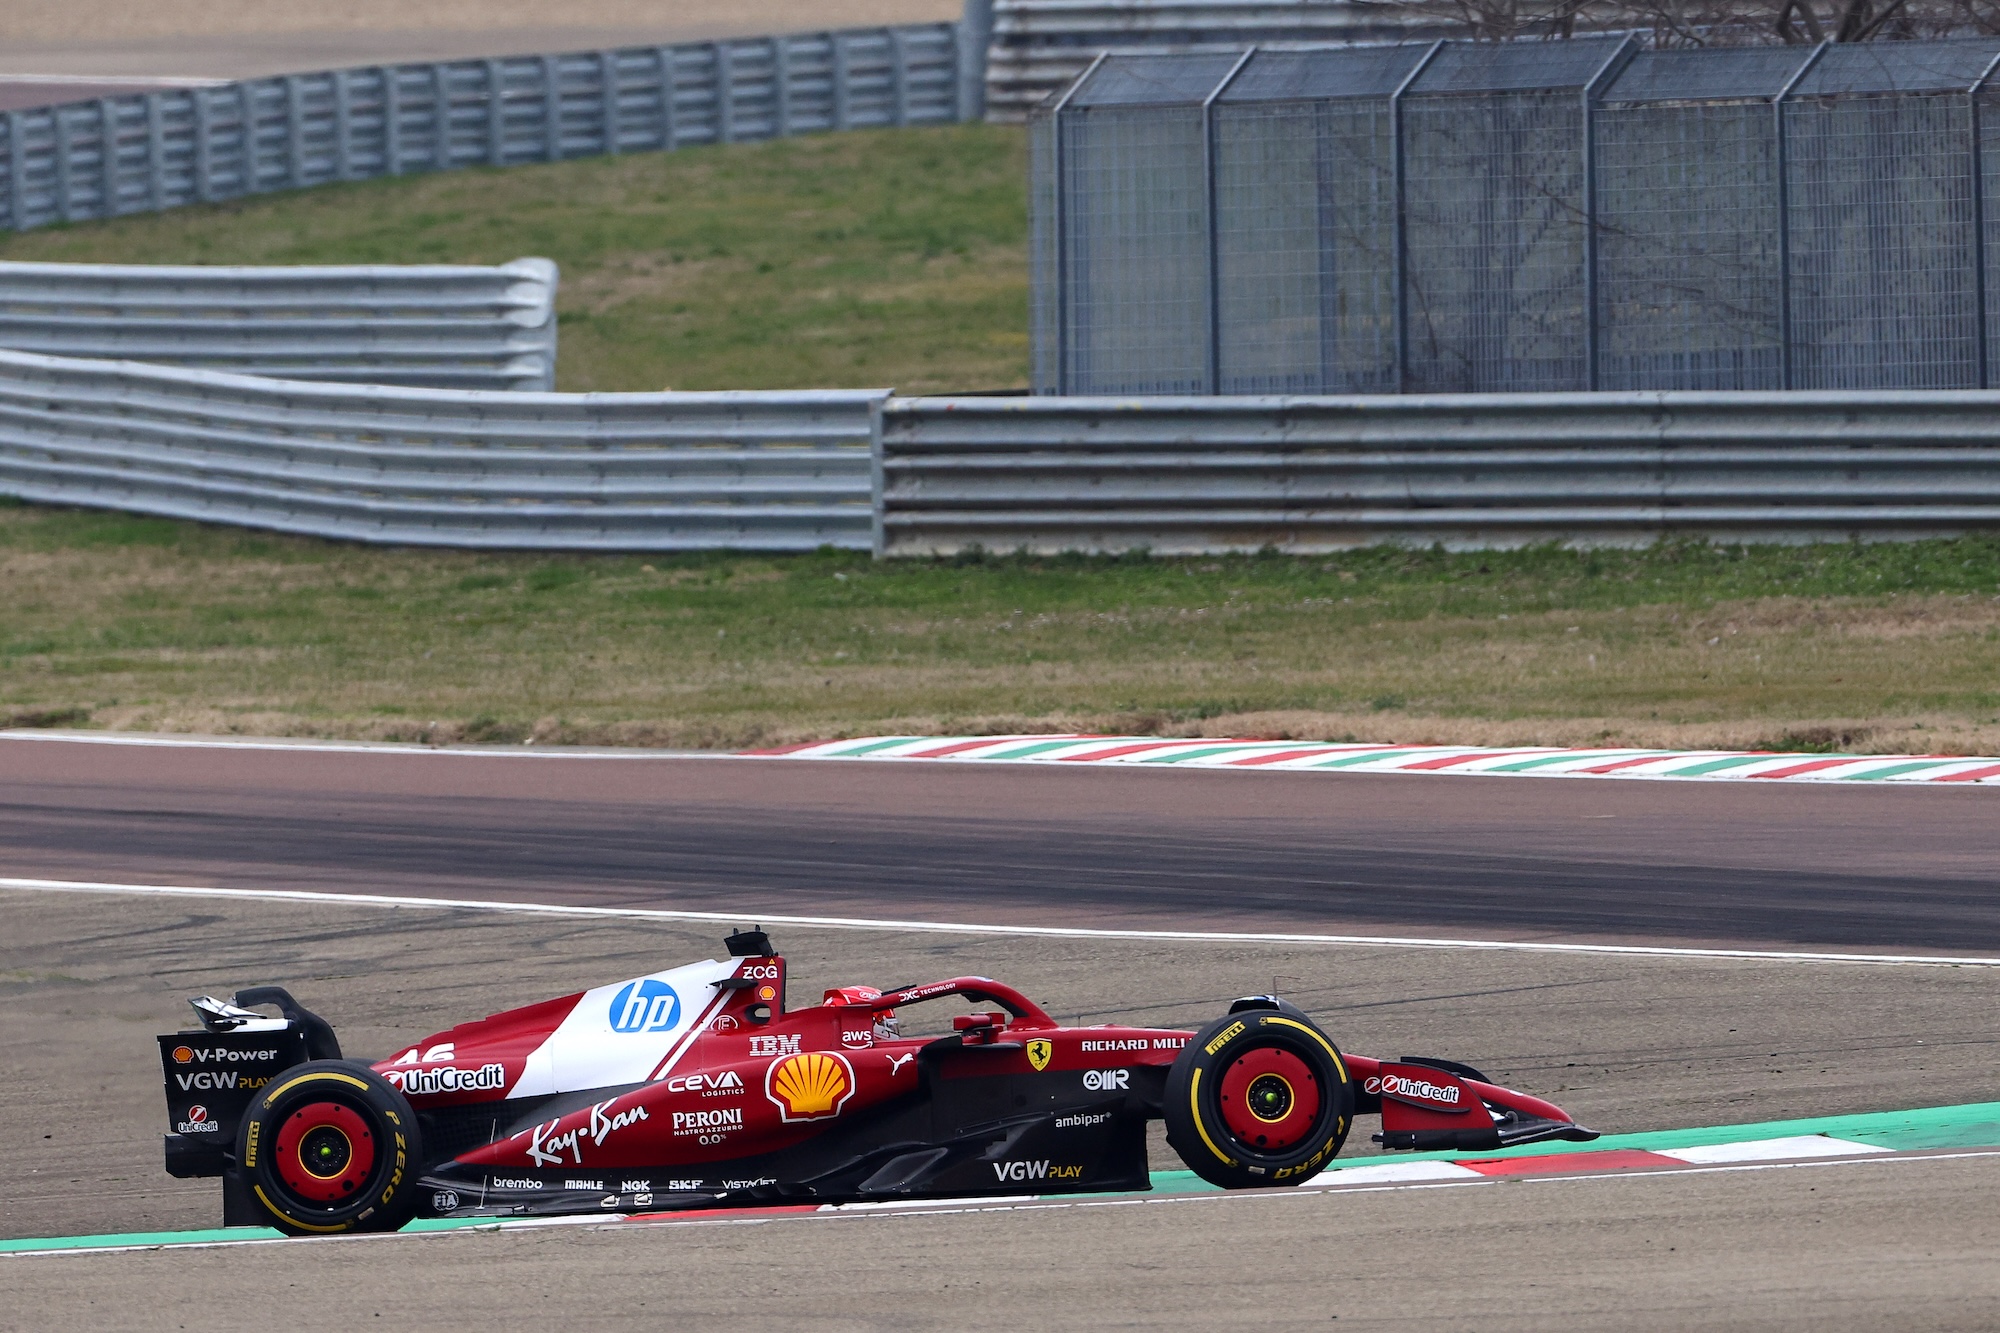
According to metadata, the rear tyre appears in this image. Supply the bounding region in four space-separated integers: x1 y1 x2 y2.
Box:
1165 1007 1354 1190
234 1060 421 1236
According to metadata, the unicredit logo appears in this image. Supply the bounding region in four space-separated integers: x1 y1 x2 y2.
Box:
1379 1073 1461 1106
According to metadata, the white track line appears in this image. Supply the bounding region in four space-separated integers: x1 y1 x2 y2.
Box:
4 877 1997 969
11 1149 1999 1260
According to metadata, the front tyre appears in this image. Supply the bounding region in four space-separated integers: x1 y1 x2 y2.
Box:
235 1060 421 1236
1165 1008 1354 1190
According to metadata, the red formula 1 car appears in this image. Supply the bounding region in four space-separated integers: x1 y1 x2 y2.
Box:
157 930 1596 1234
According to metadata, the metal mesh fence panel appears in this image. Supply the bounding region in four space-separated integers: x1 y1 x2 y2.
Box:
1060 104 1211 394
1786 91 1981 389
1213 100 1397 392
1401 89 1590 393
1027 39 2000 396
1594 99 1784 390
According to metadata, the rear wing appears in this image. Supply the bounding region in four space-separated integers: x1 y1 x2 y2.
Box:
158 988 338 1178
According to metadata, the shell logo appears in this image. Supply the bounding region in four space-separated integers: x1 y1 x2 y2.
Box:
765 1051 854 1122
171 1046 195 1065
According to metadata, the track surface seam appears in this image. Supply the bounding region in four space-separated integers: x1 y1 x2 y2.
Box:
9 877 2000 967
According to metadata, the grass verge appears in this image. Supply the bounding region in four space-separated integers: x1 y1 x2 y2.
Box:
5 502 1999 753
0 124 1030 395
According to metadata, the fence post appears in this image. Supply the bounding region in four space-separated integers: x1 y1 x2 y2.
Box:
1050 52 1105 396
1774 43 1826 392
958 0 994 123
2 111 25 231
716 43 735 143
53 106 73 222
145 93 164 211
869 396 888 560
433 65 451 171
1390 41 1443 396
658 47 679 150
1202 49 1256 396
890 28 910 127
542 55 562 161
282 75 303 189
236 82 256 198
1579 37 1634 393
486 59 506 166
833 33 851 131
334 70 353 180
381 68 401 177
775 37 792 138
600 51 621 155
98 98 119 219
193 89 212 203
1969 54 2000 389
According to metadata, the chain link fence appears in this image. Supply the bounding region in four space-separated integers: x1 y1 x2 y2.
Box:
1031 36 2000 395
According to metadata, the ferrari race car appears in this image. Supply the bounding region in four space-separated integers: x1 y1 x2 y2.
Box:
158 930 1596 1235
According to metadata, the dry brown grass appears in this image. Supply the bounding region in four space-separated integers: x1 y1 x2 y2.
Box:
6 505 2000 754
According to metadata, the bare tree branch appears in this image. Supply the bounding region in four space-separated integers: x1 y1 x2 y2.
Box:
1393 0 2000 44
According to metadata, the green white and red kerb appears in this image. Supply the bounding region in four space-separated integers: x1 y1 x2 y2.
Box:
746 735 2000 785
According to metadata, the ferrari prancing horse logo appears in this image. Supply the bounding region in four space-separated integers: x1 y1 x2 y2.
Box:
1026 1039 1052 1072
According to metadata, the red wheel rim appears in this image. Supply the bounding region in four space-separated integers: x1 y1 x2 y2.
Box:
273 1101 376 1204
1217 1045 1321 1151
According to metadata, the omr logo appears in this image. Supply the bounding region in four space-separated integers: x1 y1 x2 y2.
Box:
609 980 681 1034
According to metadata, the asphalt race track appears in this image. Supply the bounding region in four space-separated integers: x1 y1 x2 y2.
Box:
4 734 2000 952
4 734 1998 1329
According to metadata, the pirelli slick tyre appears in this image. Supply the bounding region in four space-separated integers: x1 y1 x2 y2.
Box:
234 1061 421 1236
1164 1008 1354 1190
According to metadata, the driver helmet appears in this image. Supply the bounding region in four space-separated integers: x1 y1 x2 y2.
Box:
820 985 896 1039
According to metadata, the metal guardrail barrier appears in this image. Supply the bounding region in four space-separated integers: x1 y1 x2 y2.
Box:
875 393 2000 554
0 23 963 233
0 257 559 391
0 350 882 551
10 360 2000 555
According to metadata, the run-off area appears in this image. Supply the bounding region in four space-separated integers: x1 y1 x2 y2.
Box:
4 887 1998 1329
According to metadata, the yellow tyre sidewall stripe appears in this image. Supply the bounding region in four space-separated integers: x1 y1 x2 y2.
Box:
250 1070 379 1232
1192 1016 1350 1169
1187 1068 1237 1167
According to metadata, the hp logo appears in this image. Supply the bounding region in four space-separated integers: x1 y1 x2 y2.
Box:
609 979 681 1033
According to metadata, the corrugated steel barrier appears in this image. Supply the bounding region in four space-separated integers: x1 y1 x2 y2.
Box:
0 258 558 391
10 364 2000 554
874 393 2000 554
0 23 964 232
0 349 882 550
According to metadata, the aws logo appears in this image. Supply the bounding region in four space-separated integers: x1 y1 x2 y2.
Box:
765 1051 853 1122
